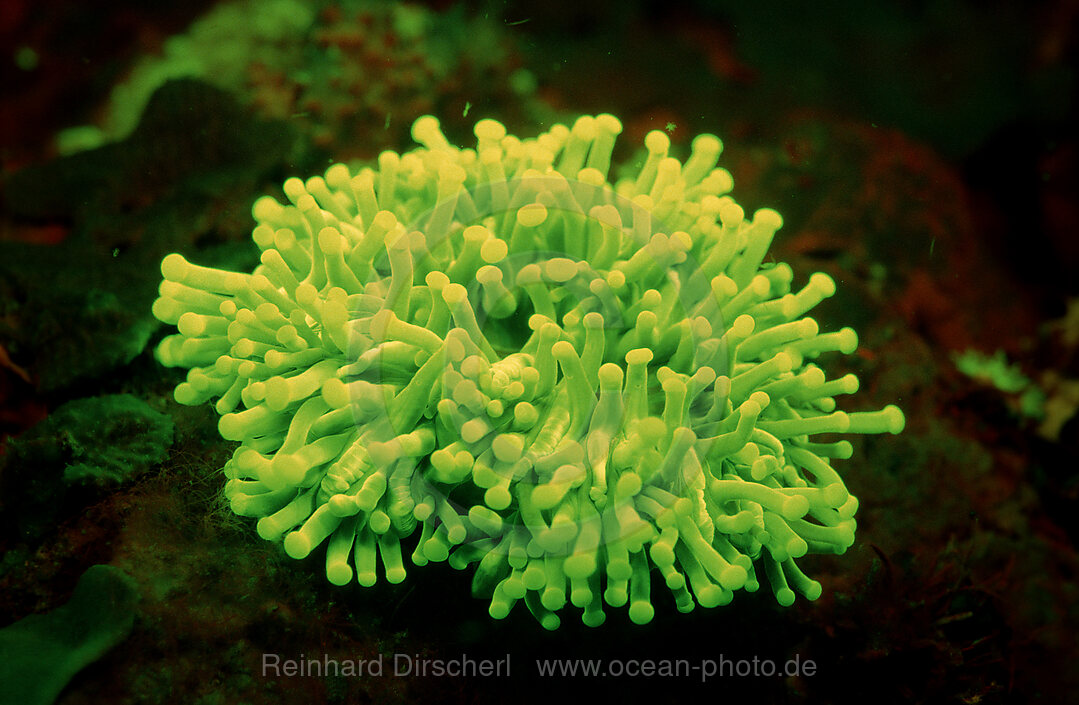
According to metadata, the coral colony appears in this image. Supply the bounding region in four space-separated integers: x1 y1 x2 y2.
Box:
152 114 905 628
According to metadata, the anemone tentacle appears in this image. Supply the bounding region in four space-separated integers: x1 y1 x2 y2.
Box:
156 114 904 628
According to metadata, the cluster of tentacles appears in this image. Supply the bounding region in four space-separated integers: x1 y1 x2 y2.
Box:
153 114 904 628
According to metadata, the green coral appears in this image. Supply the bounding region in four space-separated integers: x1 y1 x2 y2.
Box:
953 349 1031 394
953 349 1045 419
0 565 139 705
152 114 904 627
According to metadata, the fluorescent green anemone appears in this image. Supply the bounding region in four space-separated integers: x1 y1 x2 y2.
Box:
152 114 904 629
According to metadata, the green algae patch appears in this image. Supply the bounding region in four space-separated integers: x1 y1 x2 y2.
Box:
1 395 174 542
11 394 174 488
